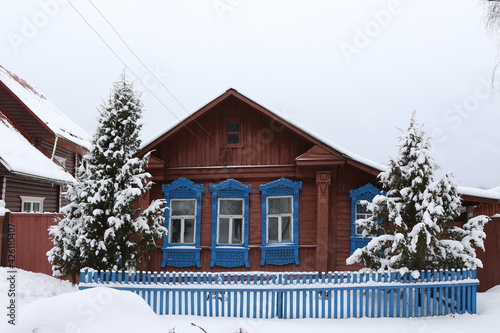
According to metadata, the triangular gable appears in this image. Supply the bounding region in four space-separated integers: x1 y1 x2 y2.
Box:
140 88 383 176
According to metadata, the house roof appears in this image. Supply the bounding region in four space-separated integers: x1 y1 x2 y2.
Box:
141 88 498 203
0 65 90 151
141 88 385 175
0 111 75 183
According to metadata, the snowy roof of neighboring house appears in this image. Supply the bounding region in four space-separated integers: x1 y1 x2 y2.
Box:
0 65 90 150
458 186 500 201
0 112 75 183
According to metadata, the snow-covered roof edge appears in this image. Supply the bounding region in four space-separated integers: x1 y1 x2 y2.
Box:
0 113 75 184
0 65 91 150
457 186 500 201
141 88 385 172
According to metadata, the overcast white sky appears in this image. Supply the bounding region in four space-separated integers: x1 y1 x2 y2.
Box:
2 0 500 188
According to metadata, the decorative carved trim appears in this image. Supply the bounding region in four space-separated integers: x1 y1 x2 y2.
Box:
259 178 302 266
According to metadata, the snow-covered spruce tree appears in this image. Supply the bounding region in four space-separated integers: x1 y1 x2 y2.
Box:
346 115 489 273
48 74 166 282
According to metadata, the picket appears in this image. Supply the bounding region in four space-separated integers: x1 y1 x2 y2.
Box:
79 269 479 319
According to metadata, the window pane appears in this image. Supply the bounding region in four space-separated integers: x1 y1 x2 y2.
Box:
220 199 243 215
232 218 243 244
184 219 195 243
227 122 239 132
268 217 279 243
23 202 31 212
218 218 230 244
356 225 365 235
281 216 292 242
32 202 41 212
170 219 182 243
268 197 292 214
356 202 368 214
171 200 195 216
227 134 239 144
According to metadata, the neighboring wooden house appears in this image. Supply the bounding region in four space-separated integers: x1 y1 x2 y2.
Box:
471 196 500 291
138 88 499 276
0 65 90 212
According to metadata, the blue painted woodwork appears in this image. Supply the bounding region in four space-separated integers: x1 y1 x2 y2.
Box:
259 178 302 265
209 179 252 268
349 183 380 255
80 269 479 318
161 178 204 267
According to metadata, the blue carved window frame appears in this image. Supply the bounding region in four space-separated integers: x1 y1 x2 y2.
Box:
210 179 252 268
161 178 204 268
349 183 380 254
259 177 302 265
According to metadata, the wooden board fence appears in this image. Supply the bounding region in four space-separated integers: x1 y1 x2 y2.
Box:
79 270 478 319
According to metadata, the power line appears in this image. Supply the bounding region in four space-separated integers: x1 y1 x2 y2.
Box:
66 0 207 146
87 0 220 146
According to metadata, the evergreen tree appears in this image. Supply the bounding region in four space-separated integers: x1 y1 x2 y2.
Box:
346 115 489 272
48 74 166 282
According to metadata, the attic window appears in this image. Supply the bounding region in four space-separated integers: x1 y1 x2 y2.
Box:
225 118 242 147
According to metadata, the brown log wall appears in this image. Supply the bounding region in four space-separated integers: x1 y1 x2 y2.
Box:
4 177 60 212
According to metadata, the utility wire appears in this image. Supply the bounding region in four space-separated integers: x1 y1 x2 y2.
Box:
66 0 207 146
87 0 220 146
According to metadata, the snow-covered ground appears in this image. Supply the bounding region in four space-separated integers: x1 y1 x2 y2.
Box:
1 267 500 333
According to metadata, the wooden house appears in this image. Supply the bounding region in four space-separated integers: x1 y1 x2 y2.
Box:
0 65 90 212
139 88 499 276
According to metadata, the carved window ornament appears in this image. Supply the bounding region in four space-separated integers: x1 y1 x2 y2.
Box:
349 183 381 254
161 178 204 268
259 177 302 266
210 179 252 268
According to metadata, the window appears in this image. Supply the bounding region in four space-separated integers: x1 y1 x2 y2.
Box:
54 156 67 169
259 178 302 266
267 196 293 243
169 199 196 244
349 184 380 254
227 121 239 144
354 202 373 235
217 198 244 244
20 196 44 213
210 179 252 268
224 118 242 148
161 178 204 268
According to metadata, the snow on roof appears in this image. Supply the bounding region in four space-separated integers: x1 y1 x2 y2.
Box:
0 113 75 183
457 186 500 201
0 65 90 150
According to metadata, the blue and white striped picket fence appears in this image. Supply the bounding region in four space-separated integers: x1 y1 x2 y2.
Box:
79 269 478 319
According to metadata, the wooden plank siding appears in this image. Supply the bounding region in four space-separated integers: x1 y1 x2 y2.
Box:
154 96 312 168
